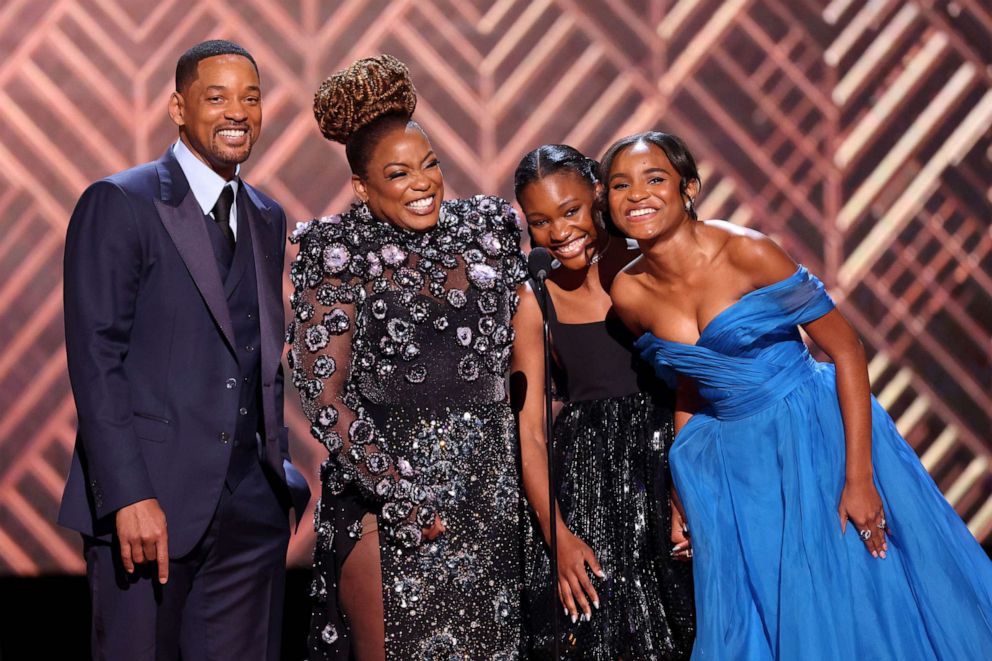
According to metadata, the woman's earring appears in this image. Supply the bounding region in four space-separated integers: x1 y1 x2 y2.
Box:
356 200 373 222
684 197 695 216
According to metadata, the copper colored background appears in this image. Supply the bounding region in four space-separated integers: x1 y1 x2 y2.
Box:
0 0 989 573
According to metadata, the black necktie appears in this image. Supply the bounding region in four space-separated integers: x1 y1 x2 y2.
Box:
212 185 235 248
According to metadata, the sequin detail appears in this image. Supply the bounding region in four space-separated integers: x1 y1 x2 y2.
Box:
290 197 527 660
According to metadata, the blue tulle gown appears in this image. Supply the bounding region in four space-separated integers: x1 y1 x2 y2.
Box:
635 267 992 660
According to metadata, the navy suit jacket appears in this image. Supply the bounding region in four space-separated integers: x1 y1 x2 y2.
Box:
59 147 310 557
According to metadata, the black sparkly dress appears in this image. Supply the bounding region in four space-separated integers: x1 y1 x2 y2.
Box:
523 297 696 660
288 197 528 660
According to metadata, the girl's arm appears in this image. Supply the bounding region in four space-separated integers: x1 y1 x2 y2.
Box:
510 283 604 621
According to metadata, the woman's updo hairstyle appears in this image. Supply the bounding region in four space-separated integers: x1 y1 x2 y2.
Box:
599 131 701 219
313 54 418 177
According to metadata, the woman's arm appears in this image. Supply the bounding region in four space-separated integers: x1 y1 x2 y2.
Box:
510 283 604 621
669 377 701 560
730 232 887 558
804 310 887 558
289 226 443 548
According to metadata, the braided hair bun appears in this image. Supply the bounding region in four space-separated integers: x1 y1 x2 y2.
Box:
314 54 417 144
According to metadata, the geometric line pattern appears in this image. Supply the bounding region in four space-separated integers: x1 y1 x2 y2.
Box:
0 0 989 573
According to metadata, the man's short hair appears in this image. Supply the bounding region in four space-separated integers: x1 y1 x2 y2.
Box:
175 40 258 93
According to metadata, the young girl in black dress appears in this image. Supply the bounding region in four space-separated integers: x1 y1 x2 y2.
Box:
510 144 695 660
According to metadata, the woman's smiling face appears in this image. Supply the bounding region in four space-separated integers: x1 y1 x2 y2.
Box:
353 123 445 232
518 171 602 270
607 140 697 242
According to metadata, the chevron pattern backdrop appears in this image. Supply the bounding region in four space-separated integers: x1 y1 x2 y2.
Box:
0 0 989 574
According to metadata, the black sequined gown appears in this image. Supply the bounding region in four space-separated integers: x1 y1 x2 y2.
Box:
288 197 528 660
523 297 696 660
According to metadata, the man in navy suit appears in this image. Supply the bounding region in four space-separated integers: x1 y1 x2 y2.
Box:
59 40 309 660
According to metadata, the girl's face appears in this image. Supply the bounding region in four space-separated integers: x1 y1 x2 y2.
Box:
607 140 697 242
518 171 602 270
352 123 445 232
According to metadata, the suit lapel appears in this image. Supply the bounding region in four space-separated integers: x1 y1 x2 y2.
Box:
243 185 283 384
154 151 238 355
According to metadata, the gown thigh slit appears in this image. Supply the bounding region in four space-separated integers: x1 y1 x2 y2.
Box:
338 513 385 661
290 197 529 660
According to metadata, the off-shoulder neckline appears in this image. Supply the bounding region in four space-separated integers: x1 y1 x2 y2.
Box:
637 266 807 349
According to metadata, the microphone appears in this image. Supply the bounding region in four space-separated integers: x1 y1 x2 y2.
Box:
527 247 560 281
526 244 563 659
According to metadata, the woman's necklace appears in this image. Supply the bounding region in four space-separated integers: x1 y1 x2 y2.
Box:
589 235 612 266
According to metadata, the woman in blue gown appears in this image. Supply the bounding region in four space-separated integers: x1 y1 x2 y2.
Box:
604 131 992 660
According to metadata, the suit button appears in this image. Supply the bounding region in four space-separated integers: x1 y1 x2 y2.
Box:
245 345 255 352
239 407 248 416
220 432 230 443
225 378 237 389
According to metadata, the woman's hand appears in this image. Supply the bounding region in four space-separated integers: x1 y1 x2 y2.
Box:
421 514 446 541
838 478 889 559
556 526 605 623
670 507 692 561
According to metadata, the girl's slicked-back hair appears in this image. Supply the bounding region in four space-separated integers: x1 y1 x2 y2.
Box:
514 144 625 236
599 132 702 219
313 54 419 177
513 144 599 199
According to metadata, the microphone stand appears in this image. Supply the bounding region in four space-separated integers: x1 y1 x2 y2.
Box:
531 270 561 661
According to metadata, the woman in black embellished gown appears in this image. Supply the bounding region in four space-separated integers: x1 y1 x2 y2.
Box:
289 55 527 660
510 145 695 659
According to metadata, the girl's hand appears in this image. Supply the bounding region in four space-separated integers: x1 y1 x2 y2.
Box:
556 526 605 623
838 479 889 559
671 507 692 561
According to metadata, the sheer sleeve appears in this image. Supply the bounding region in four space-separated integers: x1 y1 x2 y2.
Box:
289 219 435 548
484 196 528 298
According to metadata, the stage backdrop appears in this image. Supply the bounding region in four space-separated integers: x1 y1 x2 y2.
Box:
0 0 989 573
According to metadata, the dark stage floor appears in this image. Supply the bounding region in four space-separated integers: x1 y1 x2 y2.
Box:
0 569 313 660
3 544 992 660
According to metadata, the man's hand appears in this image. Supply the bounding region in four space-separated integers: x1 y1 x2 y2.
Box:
115 498 169 583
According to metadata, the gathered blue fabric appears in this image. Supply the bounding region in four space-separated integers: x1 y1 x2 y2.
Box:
636 266 992 660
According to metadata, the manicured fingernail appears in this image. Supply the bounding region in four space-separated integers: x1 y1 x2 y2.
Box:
872 551 878 558
563 607 568 616
596 570 606 578
593 600 600 609
571 614 578 623
879 551 886 559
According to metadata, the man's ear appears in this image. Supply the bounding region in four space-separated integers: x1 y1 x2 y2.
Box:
352 174 368 203
168 91 185 129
